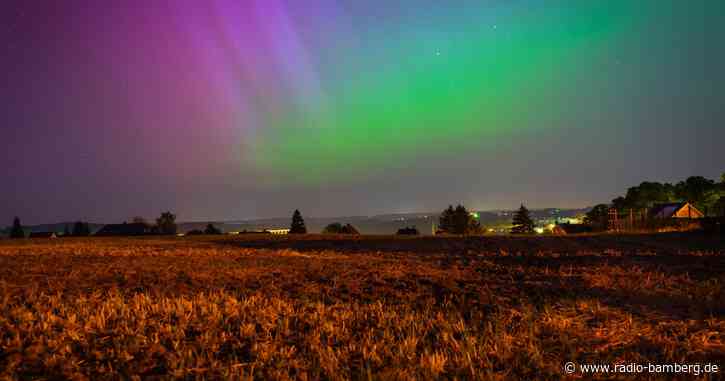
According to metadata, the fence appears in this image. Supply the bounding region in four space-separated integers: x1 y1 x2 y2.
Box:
607 208 702 233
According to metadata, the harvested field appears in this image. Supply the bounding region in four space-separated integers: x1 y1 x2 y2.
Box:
0 234 723 380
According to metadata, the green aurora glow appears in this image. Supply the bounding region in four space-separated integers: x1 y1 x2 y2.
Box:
246 1 675 184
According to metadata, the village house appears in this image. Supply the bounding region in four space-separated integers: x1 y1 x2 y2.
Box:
28 232 58 238
95 222 152 236
649 202 704 219
265 228 290 235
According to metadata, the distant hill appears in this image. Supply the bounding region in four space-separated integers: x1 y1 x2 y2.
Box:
0 222 105 237
2 208 590 237
183 207 590 236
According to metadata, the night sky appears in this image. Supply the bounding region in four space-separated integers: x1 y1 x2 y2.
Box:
2 1 723 224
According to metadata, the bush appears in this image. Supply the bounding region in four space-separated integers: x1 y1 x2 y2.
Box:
204 224 222 235
396 226 419 235
323 223 360 235
72 221 91 237
438 205 481 235
699 217 724 235
584 204 610 231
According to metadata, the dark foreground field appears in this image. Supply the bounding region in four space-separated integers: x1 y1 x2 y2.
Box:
0 234 723 380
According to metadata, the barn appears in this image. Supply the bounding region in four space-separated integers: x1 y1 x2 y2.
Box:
649 202 704 219
28 232 58 238
95 222 152 236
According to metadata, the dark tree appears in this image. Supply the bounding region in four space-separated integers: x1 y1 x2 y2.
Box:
611 196 627 211
608 175 724 214
10 217 24 239
289 209 307 234
132 216 148 225
396 226 419 235
340 223 360 235
605 175 724 217
675 176 716 204
186 229 204 236
584 204 610 231
714 196 725 217
72 221 91 236
322 222 359 234
621 182 676 210
156 212 177 235
511 204 535 234
204 223 222 235
438 204 480 235
63 224 71 237
322 223 343 234
438 205 455 233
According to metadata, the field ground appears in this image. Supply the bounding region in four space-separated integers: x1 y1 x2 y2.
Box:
0 233 724 380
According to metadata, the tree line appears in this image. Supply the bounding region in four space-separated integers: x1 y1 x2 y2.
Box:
288 204 535 236
6 203 540 239
7 217 93 239
584 173 725 230
4 211 184 239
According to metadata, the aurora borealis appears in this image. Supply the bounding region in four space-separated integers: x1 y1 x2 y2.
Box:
2 0 723 223
247 1 638 182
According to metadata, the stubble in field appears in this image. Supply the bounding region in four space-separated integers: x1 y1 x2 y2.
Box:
0 235 723 379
